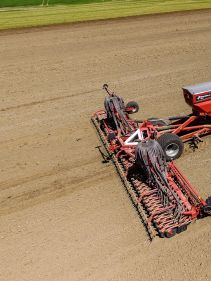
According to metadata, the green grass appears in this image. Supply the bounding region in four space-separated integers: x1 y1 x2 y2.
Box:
0 0 111 8
0 0 211 30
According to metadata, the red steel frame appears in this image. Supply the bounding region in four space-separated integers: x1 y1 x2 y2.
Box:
92 110 211 238
91 85 211 238
158 115 211 142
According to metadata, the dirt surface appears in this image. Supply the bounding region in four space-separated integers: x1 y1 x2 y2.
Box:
0 9 211 281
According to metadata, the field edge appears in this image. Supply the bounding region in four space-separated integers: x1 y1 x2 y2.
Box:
0 6 211 33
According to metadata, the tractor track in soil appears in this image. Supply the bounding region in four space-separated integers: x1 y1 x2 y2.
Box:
0 9 211 281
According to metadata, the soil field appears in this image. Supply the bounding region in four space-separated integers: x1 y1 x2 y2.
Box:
0 9 211 281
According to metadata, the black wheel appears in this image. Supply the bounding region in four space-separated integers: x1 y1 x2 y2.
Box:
125 101 139 114
176 224 187 234
165 228 177 238
206 196 211 205
203 196 211 215
157 133 184 161
148 117 167 126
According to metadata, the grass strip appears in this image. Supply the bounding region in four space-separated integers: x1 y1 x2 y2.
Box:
0 1 211 30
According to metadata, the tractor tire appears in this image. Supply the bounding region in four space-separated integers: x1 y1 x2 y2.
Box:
148 117 167 126
157 133 184 161
125 101 139 114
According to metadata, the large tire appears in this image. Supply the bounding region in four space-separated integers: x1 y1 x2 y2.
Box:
157 133 184 161
148 117 167 126
125 101 139 114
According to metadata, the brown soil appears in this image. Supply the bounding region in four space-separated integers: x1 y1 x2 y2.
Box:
0 9 211 281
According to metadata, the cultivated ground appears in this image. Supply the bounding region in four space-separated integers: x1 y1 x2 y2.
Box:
0 9 211 281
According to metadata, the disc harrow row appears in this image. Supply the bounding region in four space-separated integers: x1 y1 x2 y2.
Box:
92 116 156 240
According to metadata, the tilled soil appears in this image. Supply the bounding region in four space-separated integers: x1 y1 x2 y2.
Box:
0 9 211 281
